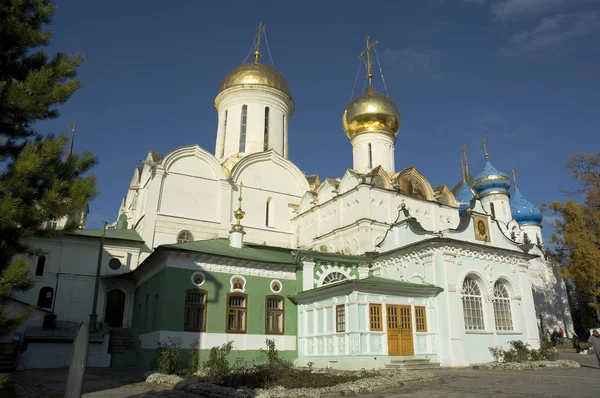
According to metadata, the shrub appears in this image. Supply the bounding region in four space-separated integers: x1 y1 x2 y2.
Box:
204 341 233 379
261 338 280 365
157 337 181 375
488 340 557 363
187 339 200 375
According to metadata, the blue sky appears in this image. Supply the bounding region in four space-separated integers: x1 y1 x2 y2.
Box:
40 0 600 240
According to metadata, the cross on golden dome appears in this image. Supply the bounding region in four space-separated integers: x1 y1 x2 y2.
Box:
359 35 379 91
231 182 245 232
253 23 266 64
511 168 519 190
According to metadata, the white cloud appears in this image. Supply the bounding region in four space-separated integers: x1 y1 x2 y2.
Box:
506 11 600 53
491 0 568 19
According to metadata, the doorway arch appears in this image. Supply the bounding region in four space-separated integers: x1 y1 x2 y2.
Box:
105 289 126 327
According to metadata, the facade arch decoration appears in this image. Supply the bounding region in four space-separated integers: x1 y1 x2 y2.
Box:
494 274 520 299
461 275 486 331
230 150 310 194
492 280 514 331
317 268 355 287
177 230 194 243
393 166 435 201
230 275 247 293
162 144 226 180
457 270 490 297
433 184 457 207
366 166 392 189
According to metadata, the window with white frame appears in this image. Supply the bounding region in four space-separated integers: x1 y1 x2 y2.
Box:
493 281 513 331
461 277 485 330
322 271 348 286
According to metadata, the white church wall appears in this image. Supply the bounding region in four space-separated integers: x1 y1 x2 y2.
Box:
351 133 395 173
160 175 220 222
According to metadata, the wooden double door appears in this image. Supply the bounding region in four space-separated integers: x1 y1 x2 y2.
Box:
386 305 414 356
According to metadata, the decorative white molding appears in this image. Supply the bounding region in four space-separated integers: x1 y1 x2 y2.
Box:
191 271 205 286
270 279 283 294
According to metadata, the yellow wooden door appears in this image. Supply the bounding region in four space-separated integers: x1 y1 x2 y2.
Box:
386 305 401 356
398 305 414 356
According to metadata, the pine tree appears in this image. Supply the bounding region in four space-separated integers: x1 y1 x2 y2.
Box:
0 0 98 335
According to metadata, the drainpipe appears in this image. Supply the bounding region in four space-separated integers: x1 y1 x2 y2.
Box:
89 221 107 332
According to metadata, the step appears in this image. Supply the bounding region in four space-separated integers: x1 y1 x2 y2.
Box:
385 362 441 370
389 358 432 364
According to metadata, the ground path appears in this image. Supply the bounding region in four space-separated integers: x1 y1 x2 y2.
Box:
13 351 600 397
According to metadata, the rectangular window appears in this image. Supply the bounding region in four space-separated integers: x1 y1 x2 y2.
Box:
239 105 247 152
369 304 383 331
221 110 228 158
415 306 427 332
265 296 284 334
35 255 46 276
336 305 345 332
368 143 373 169
184 289 207 332
263 106 270 151
227 294 247 333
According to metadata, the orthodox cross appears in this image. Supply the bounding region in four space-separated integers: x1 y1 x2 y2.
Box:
67 124 75 157
481 137 489 160
461 143 470 178
253 23 266 63
512 168 519 190
359 35 379 90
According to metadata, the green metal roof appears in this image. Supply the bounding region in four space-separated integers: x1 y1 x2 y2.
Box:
289 277 443 303
68 229 144 243
160 238 297 264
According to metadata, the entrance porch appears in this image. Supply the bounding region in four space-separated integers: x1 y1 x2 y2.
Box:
291 277 442 370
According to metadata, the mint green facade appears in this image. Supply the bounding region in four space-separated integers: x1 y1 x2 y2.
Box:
133 265 299 370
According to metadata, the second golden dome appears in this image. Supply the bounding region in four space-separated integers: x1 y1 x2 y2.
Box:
342 89 401 140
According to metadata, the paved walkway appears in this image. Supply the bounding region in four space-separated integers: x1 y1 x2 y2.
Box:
11 351 600 397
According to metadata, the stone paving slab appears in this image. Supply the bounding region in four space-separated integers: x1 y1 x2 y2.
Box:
10 351 600 398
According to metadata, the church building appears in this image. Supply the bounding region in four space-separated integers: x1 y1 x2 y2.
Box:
8 29 573 371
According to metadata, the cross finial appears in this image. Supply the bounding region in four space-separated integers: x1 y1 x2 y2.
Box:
359 35 379 91
253 23 266 64
67 124 76 157
512 168 518 190
481 137 489 160
460 157 466 181
461 143 470 178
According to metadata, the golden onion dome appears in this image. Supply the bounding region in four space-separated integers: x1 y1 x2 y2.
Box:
218 62 291 97
342 88 401 139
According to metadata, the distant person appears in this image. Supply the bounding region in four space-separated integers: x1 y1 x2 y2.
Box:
572 332 581 353
545 330 551 343
551 329 560 346
559 328 565 344
588 330 600 366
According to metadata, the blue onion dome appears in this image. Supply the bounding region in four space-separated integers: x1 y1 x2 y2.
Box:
510 189 543 225
456 181 474 214
472 160 511 197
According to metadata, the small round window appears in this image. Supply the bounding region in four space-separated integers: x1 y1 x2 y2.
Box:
191 272 205 286
108 258 122 270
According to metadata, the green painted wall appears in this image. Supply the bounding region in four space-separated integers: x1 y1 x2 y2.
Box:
135 267 298 336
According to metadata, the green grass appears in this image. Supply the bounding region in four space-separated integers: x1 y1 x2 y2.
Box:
556 341 591 350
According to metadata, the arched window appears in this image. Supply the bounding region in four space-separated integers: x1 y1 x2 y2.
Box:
37 286 54 309
221 110 228 158
265 198 274 227
263 106 270 151
493 281 513 331
368 143 373 169
239 105 248 152
322 271 348 286
490 202 496 219
461 277 484 330
177 230 194 243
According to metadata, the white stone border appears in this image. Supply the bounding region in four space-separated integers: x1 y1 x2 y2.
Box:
270 279 282 294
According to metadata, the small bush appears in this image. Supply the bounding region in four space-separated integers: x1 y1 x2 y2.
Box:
488 340 557 363
187 339 200 375
203 341 233 379
157 337 181 375
261 338 280 365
